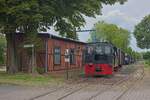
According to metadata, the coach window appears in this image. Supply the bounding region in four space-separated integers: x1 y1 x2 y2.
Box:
54 47 61 65
70 49 75 64
105 46 111 54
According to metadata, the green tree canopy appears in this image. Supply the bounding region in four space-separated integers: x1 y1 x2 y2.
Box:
0 0 127 38
133 14 150 49
133 51 142 60
89 21 131 52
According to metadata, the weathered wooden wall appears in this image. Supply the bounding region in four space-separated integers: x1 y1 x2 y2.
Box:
14 33 85 73
47 38 85 72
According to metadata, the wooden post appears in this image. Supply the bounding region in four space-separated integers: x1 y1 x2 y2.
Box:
66 62 69 80
65 49 70 80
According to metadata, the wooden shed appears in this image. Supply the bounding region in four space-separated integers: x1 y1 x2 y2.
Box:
15 33 86 73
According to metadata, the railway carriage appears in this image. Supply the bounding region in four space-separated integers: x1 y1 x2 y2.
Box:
124 54 135 65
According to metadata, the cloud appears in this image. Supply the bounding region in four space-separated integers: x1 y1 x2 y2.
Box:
97 9 139 31
103 10 137 22
82 9 139 33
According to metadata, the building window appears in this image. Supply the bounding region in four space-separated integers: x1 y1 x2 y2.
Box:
54 47 61 65
70 49 75 64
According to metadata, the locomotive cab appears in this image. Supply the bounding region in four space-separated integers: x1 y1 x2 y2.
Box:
84 42 114 76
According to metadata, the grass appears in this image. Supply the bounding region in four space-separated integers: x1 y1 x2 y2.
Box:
144 60 150 69
144 60 150 74
0 71 64 86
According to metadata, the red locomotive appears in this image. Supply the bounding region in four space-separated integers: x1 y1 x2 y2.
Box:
84 42 125 76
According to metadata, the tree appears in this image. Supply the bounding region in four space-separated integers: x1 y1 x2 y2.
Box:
89 21 130 51
143 52 150 60
126 47 133 55
0 0 127 73
134 52 142 60
133 14 150 49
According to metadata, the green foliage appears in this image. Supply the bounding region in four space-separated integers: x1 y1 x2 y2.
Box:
134 52 142 60
89 21 131 51
133 14 150 49
126 47 140 59
23 33 43 51
0 0 127 39
143 52 150 60
0 34 6 65
126 47 133 55
36 67 45 74
145 60 150 66
0 47 4 64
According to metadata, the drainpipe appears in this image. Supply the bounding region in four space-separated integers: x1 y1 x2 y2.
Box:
45 38 48 73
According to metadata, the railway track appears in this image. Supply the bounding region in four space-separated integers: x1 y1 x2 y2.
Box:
115 65 145 100
56 64 144 100
87 76 131 100
30 63 144 100
57 77 113 100
88 63 145 100
30 75 124 100
29 77 89 100
55 73 130 100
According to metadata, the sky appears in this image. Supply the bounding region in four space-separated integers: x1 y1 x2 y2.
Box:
78 0 150 52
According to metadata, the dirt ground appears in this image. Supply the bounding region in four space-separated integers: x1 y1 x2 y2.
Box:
0 62 150 100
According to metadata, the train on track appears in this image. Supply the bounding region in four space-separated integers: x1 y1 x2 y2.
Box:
84 42 134 76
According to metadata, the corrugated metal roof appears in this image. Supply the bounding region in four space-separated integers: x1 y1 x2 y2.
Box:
38 33 86 44
15 32 86 44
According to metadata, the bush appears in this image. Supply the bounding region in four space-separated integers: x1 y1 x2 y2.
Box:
145 60 150 66
0 36 6 65
143 52 150 60
36 67 45 74
0 47 4 65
